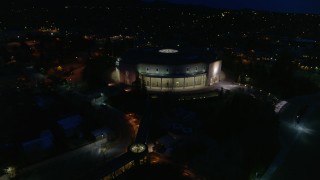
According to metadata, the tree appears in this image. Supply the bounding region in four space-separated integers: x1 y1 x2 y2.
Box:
132 75 147 95
82 57 110 89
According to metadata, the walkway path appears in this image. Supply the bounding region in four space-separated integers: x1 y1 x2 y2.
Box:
261 93 320 180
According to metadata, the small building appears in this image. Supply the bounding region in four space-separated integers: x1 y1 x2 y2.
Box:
57 115 82 138
22 130 54 161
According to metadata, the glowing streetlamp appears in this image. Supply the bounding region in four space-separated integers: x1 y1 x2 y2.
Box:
4 166 16 178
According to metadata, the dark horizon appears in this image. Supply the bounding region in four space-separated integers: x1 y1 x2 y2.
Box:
145 0 320 14
1 0 320 14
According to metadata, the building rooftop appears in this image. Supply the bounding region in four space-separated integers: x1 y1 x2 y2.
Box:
57 115 82 130
121 48 217 65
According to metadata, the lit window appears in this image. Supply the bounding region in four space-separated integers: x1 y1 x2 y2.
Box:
159 49 178 53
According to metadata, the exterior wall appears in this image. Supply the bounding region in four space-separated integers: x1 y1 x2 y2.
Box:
173 78 184 89
143 76 151 88
185 77 194 87
161 78 173 90
137 64 171 76
118 65 137 85
207 60 222 86
118 60 221 91
137 63 207 76
142 74 207 91
151 77 162 88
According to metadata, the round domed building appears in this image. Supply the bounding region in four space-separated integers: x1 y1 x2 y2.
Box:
115 48 222 92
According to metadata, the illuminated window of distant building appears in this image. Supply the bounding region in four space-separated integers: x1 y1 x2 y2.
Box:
159 49 178 54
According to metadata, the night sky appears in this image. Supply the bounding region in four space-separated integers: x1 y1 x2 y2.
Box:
145 0 320 14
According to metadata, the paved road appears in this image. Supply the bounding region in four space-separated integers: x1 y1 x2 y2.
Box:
17 103 134 180
18 131 131 180
261 93 320 180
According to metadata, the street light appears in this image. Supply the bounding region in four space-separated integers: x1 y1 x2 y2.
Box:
4 166 16 178
129 143 147 153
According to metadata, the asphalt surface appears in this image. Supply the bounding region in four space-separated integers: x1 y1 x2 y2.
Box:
262 93 320 180
17 104 133 180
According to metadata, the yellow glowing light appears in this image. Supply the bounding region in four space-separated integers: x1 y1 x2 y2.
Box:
57 66 63 71
130 144 146 153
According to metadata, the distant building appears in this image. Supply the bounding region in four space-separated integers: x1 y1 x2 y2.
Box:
299 52 320 68
233 49 277 63
22 130 54 161
116 48 222 92
57 115 82 138
249 51 277 62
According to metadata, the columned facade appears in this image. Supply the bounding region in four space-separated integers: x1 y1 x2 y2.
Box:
117 48 222 92
141 74 207 91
